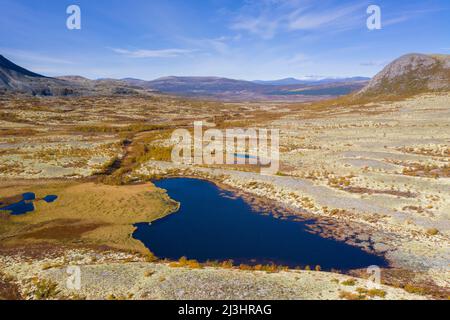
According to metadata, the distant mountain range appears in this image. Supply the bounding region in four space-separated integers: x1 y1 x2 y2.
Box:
253 77 370 86
121 76 263 94
1 53 448 100
0 54 369 100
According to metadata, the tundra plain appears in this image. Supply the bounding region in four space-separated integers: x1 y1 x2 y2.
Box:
0 91 449 299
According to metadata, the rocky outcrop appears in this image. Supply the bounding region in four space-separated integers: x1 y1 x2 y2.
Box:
0 55 141 96
358 54 450 97
0 54 82 96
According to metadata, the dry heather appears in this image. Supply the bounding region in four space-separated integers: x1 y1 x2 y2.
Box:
0 91 449 299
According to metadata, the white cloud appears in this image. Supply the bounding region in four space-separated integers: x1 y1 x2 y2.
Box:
288 3 366 31
181 36 232 55
0 48 73 64
382 8 442 28
231 15 279 39
360 61 388 67
285 53 309 65
229 1 368 39
229 0 300 39
112 48 195 58
179 34 244 57
229 1 442 39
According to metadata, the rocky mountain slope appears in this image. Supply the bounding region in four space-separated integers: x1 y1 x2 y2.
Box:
358 54 450 97
0 55 142 96
0 55 80 96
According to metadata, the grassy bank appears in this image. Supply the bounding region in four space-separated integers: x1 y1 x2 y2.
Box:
0 180 179 254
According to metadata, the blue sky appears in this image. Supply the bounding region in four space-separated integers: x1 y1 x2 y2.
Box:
1 0 449 80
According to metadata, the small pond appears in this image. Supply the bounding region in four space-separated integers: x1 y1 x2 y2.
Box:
133 178 387 270
0 192 58 215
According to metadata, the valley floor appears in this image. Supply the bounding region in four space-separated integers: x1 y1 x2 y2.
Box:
0 92 448 299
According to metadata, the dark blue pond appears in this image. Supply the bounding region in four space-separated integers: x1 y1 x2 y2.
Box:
43 195 58 203
0 193 58 215
133 178 387 270
235 153 257 160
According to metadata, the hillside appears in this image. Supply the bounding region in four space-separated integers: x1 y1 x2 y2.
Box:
6 53 446 100
0 55 45 78
0 55 79 96
123 76 264 95
0 54 368 99
120 76 366 101
254 77 370 86
0 55 144 96
358 53 450 97
56 76 141 95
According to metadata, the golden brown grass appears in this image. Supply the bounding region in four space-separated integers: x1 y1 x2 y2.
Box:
339 288 387 300
339 290 367 300
341 278 357 286
169 256 203 269
0 180 178 254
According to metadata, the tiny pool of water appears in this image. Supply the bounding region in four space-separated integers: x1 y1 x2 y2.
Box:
0 193 58 215
133 178 387 270
43 195 58 203
234 153 257 160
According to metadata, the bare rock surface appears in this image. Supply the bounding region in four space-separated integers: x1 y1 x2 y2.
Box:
359 54 450 96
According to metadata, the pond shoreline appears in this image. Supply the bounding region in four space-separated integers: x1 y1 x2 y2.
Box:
149 174 389 262
0 178 445 299
0 245 429 300
134 177 388 270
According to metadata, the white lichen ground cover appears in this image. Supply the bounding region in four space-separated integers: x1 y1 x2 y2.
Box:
0 249 427 300
134 94 450 289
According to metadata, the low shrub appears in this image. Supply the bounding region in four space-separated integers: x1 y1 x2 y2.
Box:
356 287 387 298
339 291 366 300
403 284 427 295
169 256 203 269
341 278 357 286
426 228 439 236
33 279 60 300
